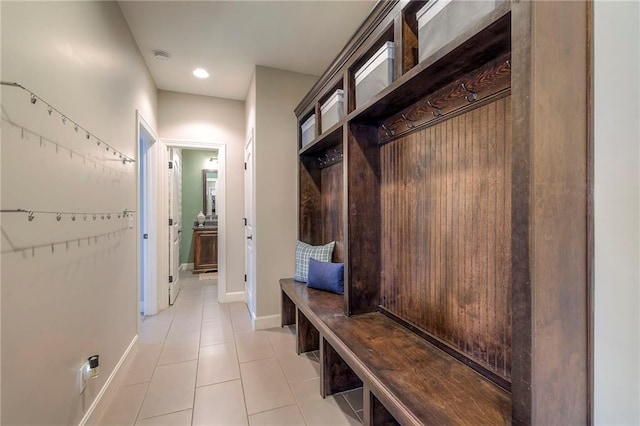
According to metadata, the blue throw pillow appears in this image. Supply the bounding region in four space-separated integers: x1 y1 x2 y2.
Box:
295 241 335 282
307 258 344 294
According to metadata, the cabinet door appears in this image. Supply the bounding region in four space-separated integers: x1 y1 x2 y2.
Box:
194 230 218 272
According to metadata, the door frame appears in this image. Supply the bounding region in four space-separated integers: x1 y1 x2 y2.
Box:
136 111 160 319
160 138 229 302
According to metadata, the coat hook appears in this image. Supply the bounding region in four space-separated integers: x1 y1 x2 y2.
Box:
381 124 394 138
74 124 79 132
86 132 91 140
93 214 97 220
30 94 37 104
427 101 443 117
107 214 111 220
61 116 67 124
401 113 416 129
461 83 478 102
83 214 88 221
47 106 53 115
28 211 35 222
56 213 62 221
71 214 76 221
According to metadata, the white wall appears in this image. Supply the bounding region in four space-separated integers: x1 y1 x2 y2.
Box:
0 2 157 424
252 66 318 326
158 90 246 294
594 1 640 424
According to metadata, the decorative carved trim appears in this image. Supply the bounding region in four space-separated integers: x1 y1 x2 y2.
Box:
378 54 512 143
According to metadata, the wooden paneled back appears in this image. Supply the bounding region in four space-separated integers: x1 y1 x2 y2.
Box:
380 96 512 384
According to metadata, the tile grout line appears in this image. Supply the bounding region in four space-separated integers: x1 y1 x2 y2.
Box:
230 304 252 426
268 329 311 426
132 301 176 424
189 280 207 425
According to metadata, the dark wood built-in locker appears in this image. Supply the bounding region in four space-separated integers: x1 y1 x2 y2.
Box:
288 0 592 423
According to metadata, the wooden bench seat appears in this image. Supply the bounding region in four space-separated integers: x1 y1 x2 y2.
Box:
281 278 511 425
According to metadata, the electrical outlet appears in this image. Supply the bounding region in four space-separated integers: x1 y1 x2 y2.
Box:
77 362 89 394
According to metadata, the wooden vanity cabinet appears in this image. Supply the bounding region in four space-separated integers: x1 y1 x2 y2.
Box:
193 228 218 273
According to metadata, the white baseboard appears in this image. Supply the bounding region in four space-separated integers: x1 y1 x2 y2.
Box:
79 335 138 426
253 314 281 330
180 263 194 271
219 291 245 303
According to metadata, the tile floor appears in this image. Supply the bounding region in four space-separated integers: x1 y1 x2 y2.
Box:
97 271 362 425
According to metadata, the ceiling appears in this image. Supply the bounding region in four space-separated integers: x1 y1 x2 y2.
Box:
119 1 376 101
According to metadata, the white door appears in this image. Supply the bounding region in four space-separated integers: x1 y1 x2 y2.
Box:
138 114 159 317
244 130 256 315
168 148 182 305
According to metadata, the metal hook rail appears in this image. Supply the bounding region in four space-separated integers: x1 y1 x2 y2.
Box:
1 81 135 164
0 208 135 222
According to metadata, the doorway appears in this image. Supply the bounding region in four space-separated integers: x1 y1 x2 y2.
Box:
137 112 159 317
160 139 228 303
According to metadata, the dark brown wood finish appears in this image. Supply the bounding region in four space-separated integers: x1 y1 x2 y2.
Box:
290 0 592 422
298 156 322 245
295 1 400 117
321 161 344 262
380 96 513 383
511 1 590 424
345 123 380 315
281 292 296 327
370 393 401 426
320 337 362 397
296 309 319 355
193 228 218 273
281 279 511 425
349 4 511 124
378 55 511 143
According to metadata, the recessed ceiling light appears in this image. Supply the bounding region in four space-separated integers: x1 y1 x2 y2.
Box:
193 68 210 79
153 51 170 62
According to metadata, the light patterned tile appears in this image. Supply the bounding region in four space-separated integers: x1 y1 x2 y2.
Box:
99 383 148 426
290 378 360 426
235 330 275 363
137 361 197 420
274 347 319 383
120 343 163 386
200 319 234 346
192 380 248 426
263 326 296 346
240 358 295 415
342 387 363 412
196 343 240 387
134 409 192 426
248 405 305 426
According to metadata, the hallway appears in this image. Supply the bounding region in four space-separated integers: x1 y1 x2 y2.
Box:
97 271 362 425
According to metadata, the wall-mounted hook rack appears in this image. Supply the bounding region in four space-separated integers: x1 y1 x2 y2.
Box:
0 81 136 164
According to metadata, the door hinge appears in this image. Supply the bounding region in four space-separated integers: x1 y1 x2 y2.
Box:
168 161 173 169
143 233 149 239
244 274 247 282
169 275 173 283
243 217 247 226
244 162 247 170
169 218 173 226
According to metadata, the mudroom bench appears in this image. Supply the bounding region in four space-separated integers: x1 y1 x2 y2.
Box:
280 278 511 425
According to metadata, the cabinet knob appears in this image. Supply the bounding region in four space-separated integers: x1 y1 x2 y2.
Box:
247 235 253 240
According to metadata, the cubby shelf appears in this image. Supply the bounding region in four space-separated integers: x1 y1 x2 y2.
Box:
290 0 591 423
299 121 343 156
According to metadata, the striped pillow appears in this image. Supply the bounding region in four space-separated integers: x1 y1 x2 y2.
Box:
295 240 335 282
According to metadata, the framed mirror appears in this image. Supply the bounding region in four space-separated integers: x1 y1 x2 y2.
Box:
202 169 218 217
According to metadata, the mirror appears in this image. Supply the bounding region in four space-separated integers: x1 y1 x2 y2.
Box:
202 169 218 218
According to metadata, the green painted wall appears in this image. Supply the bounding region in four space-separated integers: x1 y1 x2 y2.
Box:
181 149 217 264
